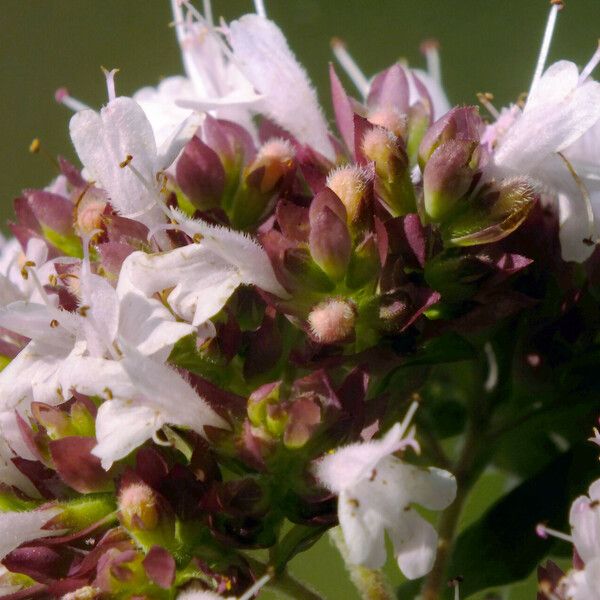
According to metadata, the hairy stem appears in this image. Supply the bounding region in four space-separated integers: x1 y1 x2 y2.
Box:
329 527 395 600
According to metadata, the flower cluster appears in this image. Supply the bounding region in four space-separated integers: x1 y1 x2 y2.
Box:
2 1 600 599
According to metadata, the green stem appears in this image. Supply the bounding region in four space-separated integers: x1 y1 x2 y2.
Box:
329 527 395 600
243 556 323 600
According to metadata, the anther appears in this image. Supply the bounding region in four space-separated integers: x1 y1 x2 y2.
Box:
331 37 370 98
78 305 90 317
28 138 59 169
50 319 59 328
535 523 573 544
119 154 133 169
476 92 500 119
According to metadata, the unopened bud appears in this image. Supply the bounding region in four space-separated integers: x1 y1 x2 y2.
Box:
308 298 357 344
418 106 482 168
119 482 160 531
422 140 479 222
362 127 415 216
247 138 295 194
247 382 281 428
368 106 408 138
176 136 225 210
326 166 370 226
75 187 107 235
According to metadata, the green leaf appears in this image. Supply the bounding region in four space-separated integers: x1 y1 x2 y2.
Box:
402 333 476 367
448 445 597 597
271 523 329 573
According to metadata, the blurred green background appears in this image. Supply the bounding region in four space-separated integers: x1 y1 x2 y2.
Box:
2 1 599 597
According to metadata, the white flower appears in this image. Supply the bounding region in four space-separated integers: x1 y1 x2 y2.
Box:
560 559 600 600
117 208 288 327
70 94 201 233
314 408 456 579
486 5 600 262
79 345 227 469
228 14 335 160
0 507 63 560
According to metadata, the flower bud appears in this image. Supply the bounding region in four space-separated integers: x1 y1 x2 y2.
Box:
422 139 480 222
308 298 357 344
441 177 537 246
368 106 408 139
247 138 295 195
309 189 352 281
176 136 225 210
283 397 321 449
75 187 107 236
362 127 415 216
418 106 482 167
118 481 174 551
247 382 281 428
326 166 371 228
346 233 380 289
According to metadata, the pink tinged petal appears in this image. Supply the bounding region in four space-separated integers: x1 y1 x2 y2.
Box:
338 489 387 569
410 69 450 120
26 192 74 236
69 98 164 229
229 15 334 160
0 507 63 560
314 422 408 492
569 489 600 562
329 64 355 154
367 64 410 115
143 546 176 589
390 509 438 579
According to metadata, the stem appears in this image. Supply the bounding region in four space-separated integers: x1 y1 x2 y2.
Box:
243 555 323 600
420 407 487 600
329 527 395 600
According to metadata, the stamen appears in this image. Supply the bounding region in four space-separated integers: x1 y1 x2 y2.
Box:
484 342 498 392
29 138 59 169
476 92 501 120
170 0 186 47
420 39 441 85
529 1 563 97
120 156 173 220
579 40 600 84
202 0 214 27
535 523 573 544
331 38 370 98
253 0 267 18
238 573 272 600
54 87 90 112
557 152 597 244
152 429 173 447
101 67 119 103
398 399 420 439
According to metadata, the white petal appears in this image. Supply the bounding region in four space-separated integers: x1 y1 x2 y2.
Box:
390 509 438 580
120 346 227 433
118 291 194 356
69 98 165 230
171 209 289 298
0 507 63 560
525 61 579 113
314 423 408 492
494 80 600 173
92 399 160 469
393 463 457 511
338 490 387 569
156 111 204 171
229 15 334 160
570 491 600 562
557 191 598 263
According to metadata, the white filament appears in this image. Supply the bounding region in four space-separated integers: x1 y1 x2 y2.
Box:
529 3 560 96
579 41 600 84
331 39 369 98
253 0 267 18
